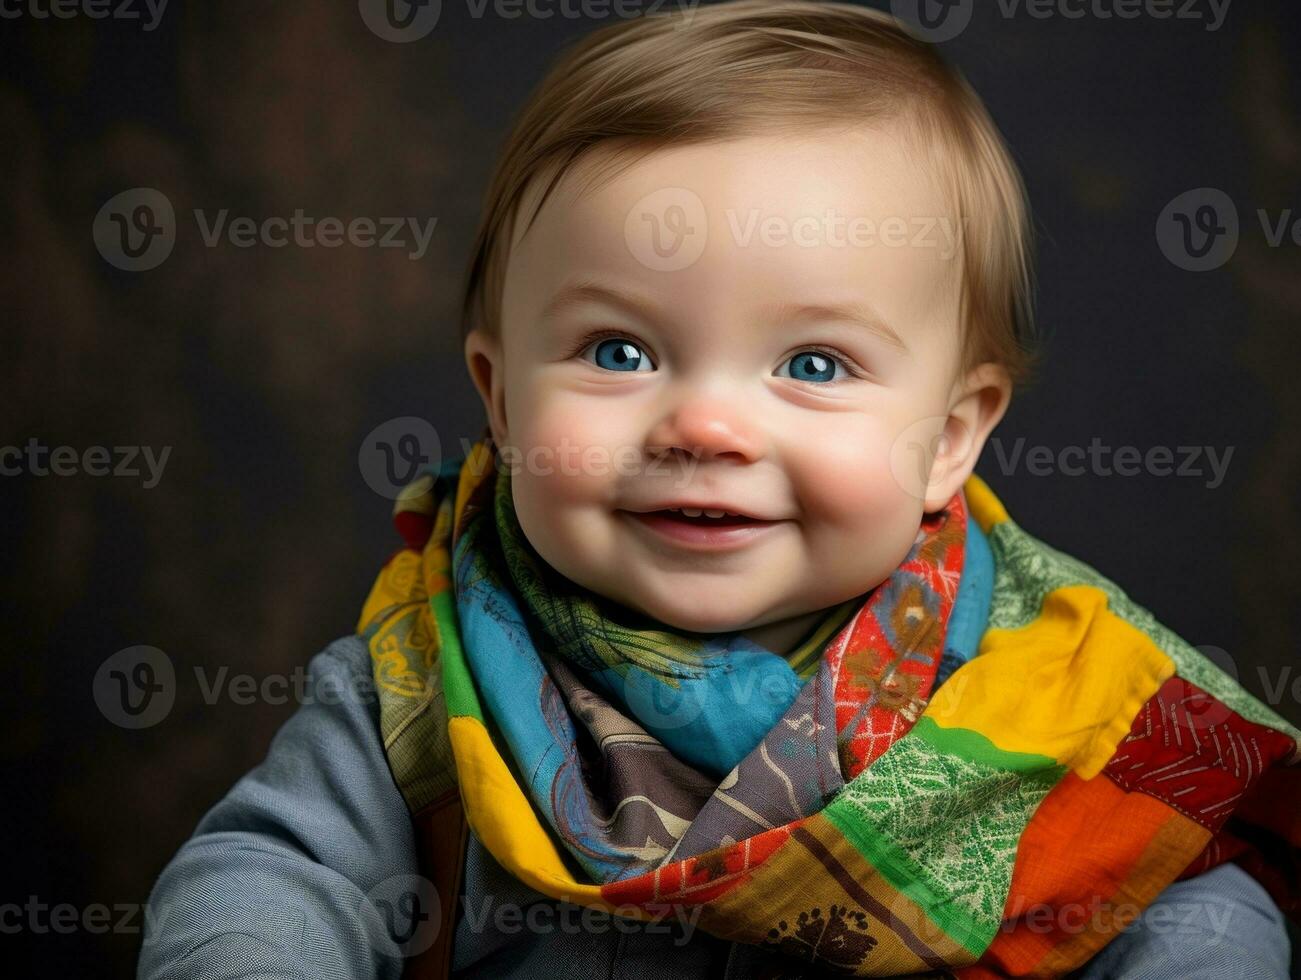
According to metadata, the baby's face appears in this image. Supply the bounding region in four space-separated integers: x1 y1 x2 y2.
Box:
470 123 989 637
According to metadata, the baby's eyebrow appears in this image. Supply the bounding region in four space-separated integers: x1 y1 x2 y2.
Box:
541 278 908 355
540 279 657 326
766 300 909 355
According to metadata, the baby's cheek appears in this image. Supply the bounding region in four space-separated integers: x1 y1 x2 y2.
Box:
785 417 912 529
509 405 628 508
507 408 623 587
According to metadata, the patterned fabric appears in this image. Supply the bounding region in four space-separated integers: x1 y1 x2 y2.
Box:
357 435 1301 977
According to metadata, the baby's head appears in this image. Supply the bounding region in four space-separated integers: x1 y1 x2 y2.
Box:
461 0 1036 648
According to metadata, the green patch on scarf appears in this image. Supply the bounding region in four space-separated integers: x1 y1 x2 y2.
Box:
825 717 1066 954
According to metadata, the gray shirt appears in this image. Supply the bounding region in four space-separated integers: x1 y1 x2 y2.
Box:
137 635 1292 979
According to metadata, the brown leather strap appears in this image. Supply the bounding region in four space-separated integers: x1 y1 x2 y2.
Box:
403 789 469 980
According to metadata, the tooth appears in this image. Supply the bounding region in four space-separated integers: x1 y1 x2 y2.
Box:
703 509 725 518
680 507 703 517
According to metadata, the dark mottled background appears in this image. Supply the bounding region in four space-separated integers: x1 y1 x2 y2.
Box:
2 0 1299 976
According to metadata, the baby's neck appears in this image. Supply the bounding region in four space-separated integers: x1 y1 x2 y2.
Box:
738 607 830 657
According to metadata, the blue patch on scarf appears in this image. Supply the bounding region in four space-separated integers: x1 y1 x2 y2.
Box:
935 504 993 689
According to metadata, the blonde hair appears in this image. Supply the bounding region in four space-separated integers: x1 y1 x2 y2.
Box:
461 0 1038 383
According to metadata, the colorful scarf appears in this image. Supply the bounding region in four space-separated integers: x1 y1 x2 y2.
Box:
358 434 1301 977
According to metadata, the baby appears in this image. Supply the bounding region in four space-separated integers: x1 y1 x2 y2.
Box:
139 2 1298 978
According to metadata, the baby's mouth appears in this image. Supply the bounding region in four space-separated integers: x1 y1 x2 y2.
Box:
618 506 785 550
648 507 761 528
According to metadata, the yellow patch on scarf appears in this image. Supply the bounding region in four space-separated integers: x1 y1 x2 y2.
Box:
923 585 1175 779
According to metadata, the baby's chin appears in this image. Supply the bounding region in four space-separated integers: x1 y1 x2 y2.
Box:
599 579 806 637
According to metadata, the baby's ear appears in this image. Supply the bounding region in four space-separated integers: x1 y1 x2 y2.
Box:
464 329 509 448
923 362 1012 512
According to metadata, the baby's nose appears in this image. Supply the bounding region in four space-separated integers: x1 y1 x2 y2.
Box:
643 396 766 463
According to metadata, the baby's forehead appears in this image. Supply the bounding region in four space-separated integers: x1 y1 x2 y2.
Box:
504 125 965 339
517 122 955 245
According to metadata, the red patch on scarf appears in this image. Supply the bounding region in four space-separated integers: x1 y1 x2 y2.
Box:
1103 676 1296 833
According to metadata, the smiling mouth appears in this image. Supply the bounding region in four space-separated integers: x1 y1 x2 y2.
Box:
647 507 763 527
618 508 785 549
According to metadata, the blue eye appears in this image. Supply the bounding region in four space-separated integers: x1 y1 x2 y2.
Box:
586 337 654 372
777 350 848 384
